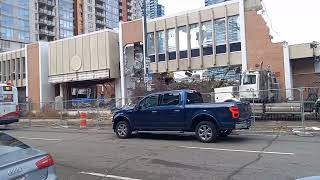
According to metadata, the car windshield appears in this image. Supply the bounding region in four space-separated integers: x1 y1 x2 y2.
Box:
242 75 256 85
0 133 29 157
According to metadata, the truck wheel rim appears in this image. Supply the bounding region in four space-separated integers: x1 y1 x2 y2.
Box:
198 125 212 141
117 124 127 136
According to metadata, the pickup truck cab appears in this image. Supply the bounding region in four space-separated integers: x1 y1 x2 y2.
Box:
113 90 252 143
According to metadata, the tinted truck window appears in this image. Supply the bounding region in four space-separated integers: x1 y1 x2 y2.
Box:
160 93 180 106
186 92 204 104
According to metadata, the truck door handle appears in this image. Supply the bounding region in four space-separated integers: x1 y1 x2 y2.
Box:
152 111 158 113
174 110 181 112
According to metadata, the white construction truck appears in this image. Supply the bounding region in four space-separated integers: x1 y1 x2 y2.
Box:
214 70 315 118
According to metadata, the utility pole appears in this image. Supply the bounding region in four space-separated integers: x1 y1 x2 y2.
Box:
143 0 148 89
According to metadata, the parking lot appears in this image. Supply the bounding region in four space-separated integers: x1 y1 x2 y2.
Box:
2 126 320 180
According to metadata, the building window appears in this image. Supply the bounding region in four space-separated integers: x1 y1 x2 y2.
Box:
88 14 93 20
228 15 241 52
88 6 92 12
157 30 165 62
22 57 26 79
214 18 226 54
147 32 155 62
178 26 188 59
190 23 200 58
167 28 176 60
202 21 213 56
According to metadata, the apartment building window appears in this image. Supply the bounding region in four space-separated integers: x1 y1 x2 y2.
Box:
0 62 2 82
1 4 13 14
22 57 26 79
88 6 92 12
7 60 10 80
202 21 213 56
147 33 155 62
190 24 200 58
17 58 21 79
214 18 226 54
228 15 241 52
157 30 165 61
0 27 14 40
2 61 6 81
167 28 176 60
11 60 15 80
88 14 93 20
178 26 188 59
88 0 92 4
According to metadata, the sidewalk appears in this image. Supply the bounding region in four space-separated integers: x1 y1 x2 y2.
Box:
15 119 320 135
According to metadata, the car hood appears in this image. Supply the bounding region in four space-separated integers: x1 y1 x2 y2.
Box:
114 106 135 114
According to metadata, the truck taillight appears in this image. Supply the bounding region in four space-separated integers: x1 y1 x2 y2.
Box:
229 107 239 119
36 155 54 169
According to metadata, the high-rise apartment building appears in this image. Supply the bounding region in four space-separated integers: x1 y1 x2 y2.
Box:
0 0 36 52
119 0 164 22
36 0 58 41
157 4 164 18
205 0 229 6
80 0 119 33
58 0 74 38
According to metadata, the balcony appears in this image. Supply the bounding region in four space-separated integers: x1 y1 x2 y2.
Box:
39 29 55 37
96 20 106 26
38 0 55 7
96 11 105 17
39 8 56 17
39 19 55 26
95 3 105 10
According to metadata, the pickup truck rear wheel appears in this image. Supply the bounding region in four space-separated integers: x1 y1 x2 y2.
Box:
218 129 232 137
115 121 132 139
195 121 217 143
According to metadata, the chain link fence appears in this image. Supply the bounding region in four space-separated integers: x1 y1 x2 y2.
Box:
15 88 320 134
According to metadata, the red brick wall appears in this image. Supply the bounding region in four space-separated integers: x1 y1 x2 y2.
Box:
245 11 285 89
292 59 320 87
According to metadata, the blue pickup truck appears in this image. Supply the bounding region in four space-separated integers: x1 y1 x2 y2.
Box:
113 90 252 143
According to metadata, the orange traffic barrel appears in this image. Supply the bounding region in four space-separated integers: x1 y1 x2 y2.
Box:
79 112 87 128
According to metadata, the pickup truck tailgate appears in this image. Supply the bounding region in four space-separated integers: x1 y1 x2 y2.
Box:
237 102 252 120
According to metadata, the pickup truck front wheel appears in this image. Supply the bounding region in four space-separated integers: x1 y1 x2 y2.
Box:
195 121 217 143
115 121 132 139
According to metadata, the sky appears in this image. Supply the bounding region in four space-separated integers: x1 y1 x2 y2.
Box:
158 0 320 45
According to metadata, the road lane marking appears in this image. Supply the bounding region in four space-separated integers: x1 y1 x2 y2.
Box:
179 146 295 155
18 137 62 141
79 171 142 180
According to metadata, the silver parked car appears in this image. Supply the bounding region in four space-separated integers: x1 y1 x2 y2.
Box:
0 132 58 180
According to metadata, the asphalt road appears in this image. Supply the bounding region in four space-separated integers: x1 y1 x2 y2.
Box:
2 126 320 180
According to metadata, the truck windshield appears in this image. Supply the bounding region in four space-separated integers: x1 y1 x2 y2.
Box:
186 92 204 104
242 75 256 85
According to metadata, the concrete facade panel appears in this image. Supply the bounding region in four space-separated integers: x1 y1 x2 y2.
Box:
49 43 57 75
188 12 200 24
75 37 84 72
56 41 63 74
166 18 176 29
62 41 70 74
98 33 107 69
200 9 213 22
90 34 99 70
83 35 91 71
227 3 239 16
176 15 188 27
289 43 320 60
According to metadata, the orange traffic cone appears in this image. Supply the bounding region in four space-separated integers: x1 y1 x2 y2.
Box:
79 112 87 128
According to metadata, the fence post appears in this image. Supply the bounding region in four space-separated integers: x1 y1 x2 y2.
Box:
210 92 214 103
252 90 256 129
300 87 305 133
